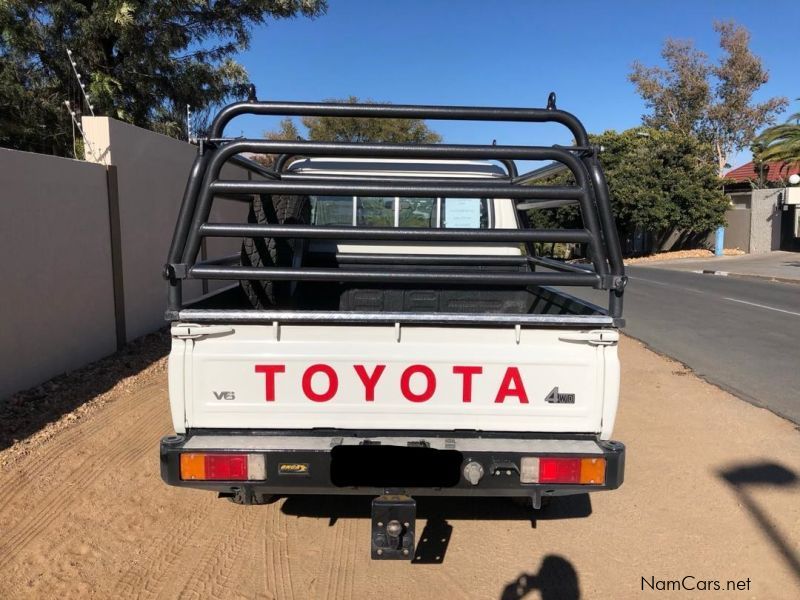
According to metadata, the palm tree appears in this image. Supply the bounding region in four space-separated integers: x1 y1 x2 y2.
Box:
755 100 800 167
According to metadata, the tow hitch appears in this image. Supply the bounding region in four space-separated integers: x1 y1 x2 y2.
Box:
371 495 416 560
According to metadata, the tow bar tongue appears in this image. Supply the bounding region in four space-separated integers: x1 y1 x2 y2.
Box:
371 495 416 560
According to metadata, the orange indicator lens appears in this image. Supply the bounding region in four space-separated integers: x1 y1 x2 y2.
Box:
579 457 606 484
180 453 206 480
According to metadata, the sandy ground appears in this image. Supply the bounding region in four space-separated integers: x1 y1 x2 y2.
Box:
0 337 798 599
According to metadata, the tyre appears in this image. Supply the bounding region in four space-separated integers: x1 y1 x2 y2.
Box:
239 194 311 309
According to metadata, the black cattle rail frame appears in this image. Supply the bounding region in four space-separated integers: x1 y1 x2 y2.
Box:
165 91 627 322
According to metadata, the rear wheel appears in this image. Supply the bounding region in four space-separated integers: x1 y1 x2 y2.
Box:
240 194 310 309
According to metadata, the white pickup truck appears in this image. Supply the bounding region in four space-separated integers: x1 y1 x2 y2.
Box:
161 96 627 560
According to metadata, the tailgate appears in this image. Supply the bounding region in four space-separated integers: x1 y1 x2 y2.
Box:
169 323 619 436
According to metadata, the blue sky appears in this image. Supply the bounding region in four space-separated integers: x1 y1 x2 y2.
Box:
229 0 799 168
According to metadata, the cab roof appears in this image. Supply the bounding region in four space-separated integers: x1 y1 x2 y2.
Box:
286 158 508 178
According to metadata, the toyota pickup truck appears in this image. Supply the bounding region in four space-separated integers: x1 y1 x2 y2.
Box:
160 94 627 560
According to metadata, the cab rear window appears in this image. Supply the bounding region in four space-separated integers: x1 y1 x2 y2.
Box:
311 196 490 228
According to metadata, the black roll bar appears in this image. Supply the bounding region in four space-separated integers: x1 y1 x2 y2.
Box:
209 101 590 146
166 95 626 320
199 224 594 243
190 265 601 287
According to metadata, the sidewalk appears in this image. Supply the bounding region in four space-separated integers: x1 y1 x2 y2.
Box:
643 251 800 284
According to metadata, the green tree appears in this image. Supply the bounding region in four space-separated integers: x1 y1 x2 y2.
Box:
754 100 800 168
527 128 728 242
259 97 443 167
300 97 442 143
630 21 787 175
267 117 302 142
0 0 327 156
251 117 301 167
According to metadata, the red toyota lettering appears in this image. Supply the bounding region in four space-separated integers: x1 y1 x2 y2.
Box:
302 364 338 402
452 366 483 402
254 364 285 402
353 364 386 401
494 367 529 403
400 364 436 402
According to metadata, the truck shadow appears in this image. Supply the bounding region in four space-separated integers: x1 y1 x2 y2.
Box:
500 554 580 599
280 493 592 564
718 461 800 585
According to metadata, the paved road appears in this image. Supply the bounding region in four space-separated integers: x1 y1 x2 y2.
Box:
576 266 800 424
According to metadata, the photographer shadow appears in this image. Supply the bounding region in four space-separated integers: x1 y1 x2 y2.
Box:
718 461 800 584
500 554 580 600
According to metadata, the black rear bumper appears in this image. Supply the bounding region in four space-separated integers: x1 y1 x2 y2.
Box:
160 431 625 498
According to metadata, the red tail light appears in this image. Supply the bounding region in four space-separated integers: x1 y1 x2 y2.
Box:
205 454 248 480
539 458 582 483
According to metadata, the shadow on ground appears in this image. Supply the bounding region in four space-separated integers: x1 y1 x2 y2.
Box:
500 554 580 599
281 494 592 564
718 461 800 585
0 331 169 452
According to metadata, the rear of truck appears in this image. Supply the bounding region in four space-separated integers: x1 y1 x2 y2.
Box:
160 95 627 559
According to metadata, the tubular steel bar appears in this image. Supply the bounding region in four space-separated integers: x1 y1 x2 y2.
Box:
528 256 593 274
500 159 518 178
199 224 594 243
228 154 279 179
210 179 582 200
190 265 601 287
209 101 590 146
203 139 590 163
168 152 210 265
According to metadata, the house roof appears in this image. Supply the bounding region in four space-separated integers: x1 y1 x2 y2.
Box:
725 160 800 183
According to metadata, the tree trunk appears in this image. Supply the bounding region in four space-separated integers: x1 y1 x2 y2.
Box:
715 139 727 177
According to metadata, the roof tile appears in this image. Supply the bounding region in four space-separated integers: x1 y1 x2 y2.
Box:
725 160 800 183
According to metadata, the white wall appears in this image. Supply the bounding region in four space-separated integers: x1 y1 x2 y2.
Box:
2 118 252 398
0 148 117 398
749 189 782 254
83 117 247 340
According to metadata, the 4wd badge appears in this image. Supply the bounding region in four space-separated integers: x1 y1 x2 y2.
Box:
544 387 575 404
